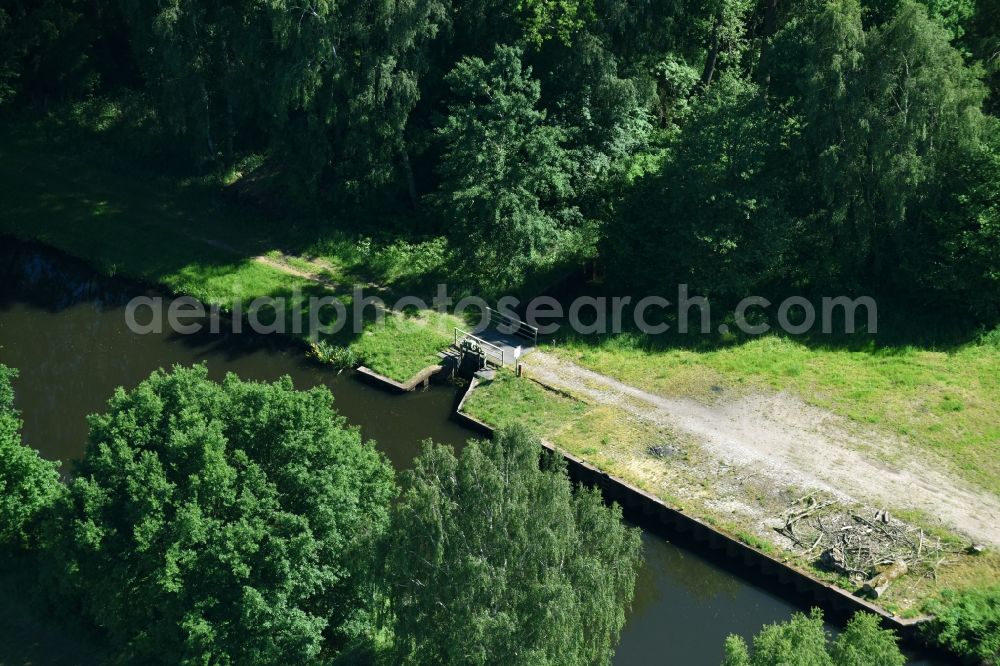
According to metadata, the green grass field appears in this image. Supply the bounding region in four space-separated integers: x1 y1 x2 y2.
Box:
5 108 999 622
5 113 998 492
353 311 460 381
6 115 998 480
462 372 587 435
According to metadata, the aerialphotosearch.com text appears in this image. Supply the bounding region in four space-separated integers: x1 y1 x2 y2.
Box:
124 284 877 339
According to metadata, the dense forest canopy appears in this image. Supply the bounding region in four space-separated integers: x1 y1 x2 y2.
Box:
1 0 997 322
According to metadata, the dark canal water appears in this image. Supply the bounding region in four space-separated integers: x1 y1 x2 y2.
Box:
0 240 938 664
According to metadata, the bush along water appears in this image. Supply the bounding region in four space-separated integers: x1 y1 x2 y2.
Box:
921 585 1000 665
309 340 365 372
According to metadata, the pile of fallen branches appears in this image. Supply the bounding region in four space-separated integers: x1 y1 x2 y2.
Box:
774 494 958 596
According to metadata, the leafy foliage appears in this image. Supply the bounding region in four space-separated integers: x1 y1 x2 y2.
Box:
794 0 995 312
0 0 106 106
923 585 1000 664
722 609 904 666
830 612 909 666
537 31 654 179
517 0 595 46
116 0 447 196
42 365 396 665
434 45 579 290
606 0 999 324
0 365 62 551
381 424 642 665
309 341 366 372
606 71 790 296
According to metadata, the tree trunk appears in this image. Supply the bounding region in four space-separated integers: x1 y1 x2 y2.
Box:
226 95 235 165
401 146 418 210
222 38 234 166
202 84 215 159
758 0 779 94
701 18 721 88
863 560 907 598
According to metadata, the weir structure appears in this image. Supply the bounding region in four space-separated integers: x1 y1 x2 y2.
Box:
453 307 539 369
357 309 540 391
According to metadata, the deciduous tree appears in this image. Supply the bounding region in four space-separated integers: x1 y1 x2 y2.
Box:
722 609 904 666
382 424 642 665
0 366 62 551
433 45 579 290
44 365 395 665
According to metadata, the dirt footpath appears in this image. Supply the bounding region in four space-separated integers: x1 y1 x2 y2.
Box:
525 351 1000 547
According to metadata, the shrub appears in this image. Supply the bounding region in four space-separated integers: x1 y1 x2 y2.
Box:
723 609 904 666
310 340 366 371
923 585 1000 664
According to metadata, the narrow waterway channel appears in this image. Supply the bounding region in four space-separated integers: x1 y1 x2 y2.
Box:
0 240 940 665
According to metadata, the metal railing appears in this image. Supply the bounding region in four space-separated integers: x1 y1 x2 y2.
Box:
486 307 538 346
454 328 507 367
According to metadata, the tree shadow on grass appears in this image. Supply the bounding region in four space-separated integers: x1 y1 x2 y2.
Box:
540 269 997 357
0 121 445 298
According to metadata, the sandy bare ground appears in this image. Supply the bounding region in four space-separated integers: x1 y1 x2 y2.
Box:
251 253 341 287
525 351 1000 547
193 234 342 287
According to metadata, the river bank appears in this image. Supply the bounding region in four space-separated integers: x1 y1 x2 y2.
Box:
0 240 833 665
2 121 995 654
0 123 463 385
4 129 995 615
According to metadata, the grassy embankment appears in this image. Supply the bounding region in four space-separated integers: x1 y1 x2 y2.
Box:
0 124 461 382
462 333 1000 614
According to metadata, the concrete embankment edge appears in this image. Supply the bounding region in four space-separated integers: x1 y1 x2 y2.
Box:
355 364 445 393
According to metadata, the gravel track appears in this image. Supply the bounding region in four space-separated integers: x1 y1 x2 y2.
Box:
525 351 1000 546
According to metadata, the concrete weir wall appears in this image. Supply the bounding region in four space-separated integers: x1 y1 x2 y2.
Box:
453 377 929 639
355 363 446 393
